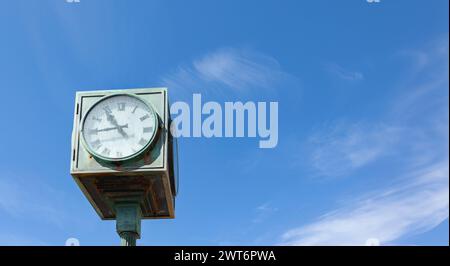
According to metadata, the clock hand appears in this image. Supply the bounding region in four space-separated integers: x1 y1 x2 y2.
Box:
105 110 119 126
105 110 129 138
97 124 128 132
117 124 129 138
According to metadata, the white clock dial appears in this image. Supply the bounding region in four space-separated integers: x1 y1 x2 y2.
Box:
81 94 158 161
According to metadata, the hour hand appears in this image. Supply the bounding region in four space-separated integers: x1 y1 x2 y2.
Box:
105 110 119 126
105 111 129 138
116 125 129 138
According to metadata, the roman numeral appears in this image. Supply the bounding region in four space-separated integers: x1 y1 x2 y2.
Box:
116 151 123 157
103 106 112 114
117 102 125 111
138 138 148 146
132 105 138 113
91 139 101 150
101 147 111 156
140 114 150 121
92 116 102 122
143 127 153 133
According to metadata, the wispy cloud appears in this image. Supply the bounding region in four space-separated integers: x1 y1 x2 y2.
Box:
392 35 449 120
281 161 449 246
253 202 278 224
284 36 449 245
193 48 282 90
326 63 364 81
0 173 69 229
0 233 48 246
308 122 401 177
161 47 296 99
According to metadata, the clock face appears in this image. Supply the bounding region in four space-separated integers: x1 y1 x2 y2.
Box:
81 94 158 162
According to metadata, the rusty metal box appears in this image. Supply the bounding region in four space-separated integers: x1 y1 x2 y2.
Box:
70 88 177 220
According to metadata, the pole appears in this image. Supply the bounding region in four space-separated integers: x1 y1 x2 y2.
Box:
119 232 138 246
115 201 142 246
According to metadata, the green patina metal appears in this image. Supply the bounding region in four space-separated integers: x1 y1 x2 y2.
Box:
115 201 142 246
71 88 178 246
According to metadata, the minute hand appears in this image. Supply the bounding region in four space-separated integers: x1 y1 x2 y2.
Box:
97 124 128 132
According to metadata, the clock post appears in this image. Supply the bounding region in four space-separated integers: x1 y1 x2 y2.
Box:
70 88 178 246
115 201 141 246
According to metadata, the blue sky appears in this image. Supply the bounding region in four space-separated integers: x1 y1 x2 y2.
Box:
0 0 448 245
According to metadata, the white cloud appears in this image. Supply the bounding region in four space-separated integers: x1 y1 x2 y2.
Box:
391 36 449 120
326 63 364 81
308 122 401 177
193 48 282 90
0 173 68 228
161 47 295 99
284 36 449 245
281 161 449 246
253 202 278 223
0 234 48 246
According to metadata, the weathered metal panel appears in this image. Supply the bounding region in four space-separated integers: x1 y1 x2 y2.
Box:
70 88 176 219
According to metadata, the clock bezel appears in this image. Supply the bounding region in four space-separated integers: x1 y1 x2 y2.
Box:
80 93 159 163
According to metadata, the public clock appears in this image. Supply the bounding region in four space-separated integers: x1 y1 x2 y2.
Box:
81 94 159 162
